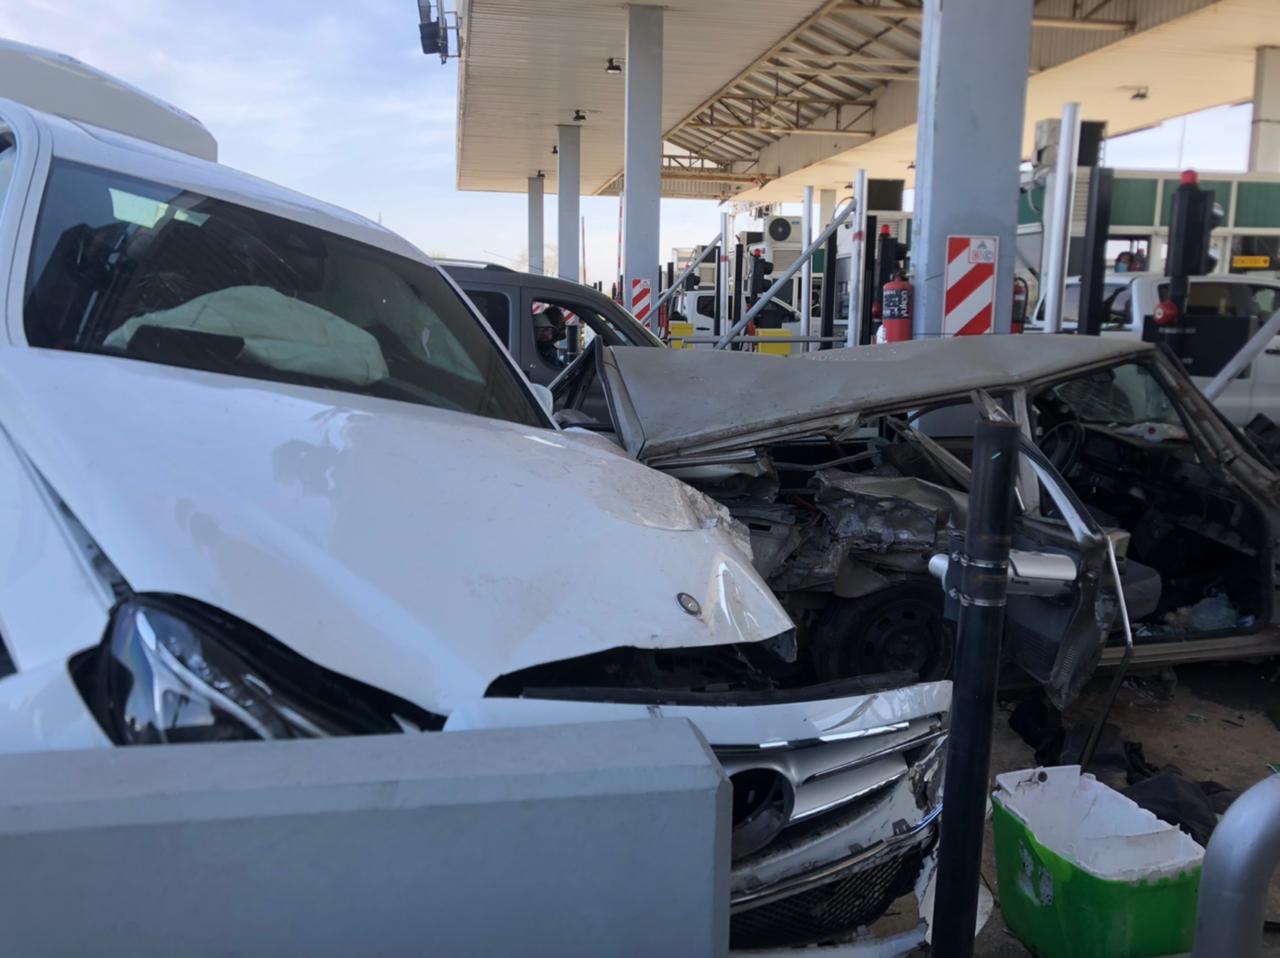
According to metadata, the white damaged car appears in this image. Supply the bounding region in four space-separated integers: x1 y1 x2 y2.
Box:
0 44 949 950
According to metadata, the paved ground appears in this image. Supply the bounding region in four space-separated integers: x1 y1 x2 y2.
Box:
871 659 1280 956
974 659 1280 956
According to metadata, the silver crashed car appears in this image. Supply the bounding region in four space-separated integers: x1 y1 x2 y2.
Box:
553 333 1280 704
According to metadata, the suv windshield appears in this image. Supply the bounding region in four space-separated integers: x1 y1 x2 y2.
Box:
24 162 543 427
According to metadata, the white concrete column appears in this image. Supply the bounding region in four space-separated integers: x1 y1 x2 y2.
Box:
623 4 663 328
557 125 580 282
819 189 837 227
1250 46 1280 172
911 0 1032 336
527 174 545 275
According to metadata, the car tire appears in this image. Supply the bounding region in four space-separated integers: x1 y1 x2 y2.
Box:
811 581 954 683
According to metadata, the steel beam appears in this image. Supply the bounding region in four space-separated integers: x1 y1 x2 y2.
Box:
717 93 876 109
765 60 918 81
778 52 918 69
527 174 544 275
556 125 580 282
910 0 1031 338
686 122 873 137
623 4 663 325
843 4 1130 31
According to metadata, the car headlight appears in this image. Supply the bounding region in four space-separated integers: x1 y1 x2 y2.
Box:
72 595 442 745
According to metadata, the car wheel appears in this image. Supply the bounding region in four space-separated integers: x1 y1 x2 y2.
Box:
812 581 954 683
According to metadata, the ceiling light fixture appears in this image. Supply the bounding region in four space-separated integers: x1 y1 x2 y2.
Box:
551 145 558 155
573 110 587 122
605 58 622 75
1127 86 1149 101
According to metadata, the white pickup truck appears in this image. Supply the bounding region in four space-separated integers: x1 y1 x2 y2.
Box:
1030 271 1280 426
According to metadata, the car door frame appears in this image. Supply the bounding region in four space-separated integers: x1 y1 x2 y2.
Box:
453 280 518 354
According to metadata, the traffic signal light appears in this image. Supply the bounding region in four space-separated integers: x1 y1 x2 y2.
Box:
1166 171 1224 279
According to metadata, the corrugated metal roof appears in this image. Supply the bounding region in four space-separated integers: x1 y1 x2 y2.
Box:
454 0 1275 202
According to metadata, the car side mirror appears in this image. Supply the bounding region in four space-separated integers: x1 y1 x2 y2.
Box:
530 383 554 418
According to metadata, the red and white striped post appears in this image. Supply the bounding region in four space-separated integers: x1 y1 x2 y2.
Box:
942 235 999 336
630 277 653 329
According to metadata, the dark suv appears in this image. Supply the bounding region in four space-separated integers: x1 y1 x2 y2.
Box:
439 262 662 386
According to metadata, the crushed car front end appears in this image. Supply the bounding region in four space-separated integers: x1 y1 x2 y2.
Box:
450 672 950 950
0 99 955 952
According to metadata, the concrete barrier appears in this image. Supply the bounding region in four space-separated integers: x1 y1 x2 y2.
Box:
0 718 730 958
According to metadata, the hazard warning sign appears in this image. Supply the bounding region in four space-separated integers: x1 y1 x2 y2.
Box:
943 235 998 336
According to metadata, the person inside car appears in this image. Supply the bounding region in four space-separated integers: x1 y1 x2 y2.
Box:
534 305 567 368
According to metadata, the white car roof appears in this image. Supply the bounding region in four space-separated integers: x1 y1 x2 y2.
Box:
0 38 216 161
1069 271 1279 286
2 97 429 265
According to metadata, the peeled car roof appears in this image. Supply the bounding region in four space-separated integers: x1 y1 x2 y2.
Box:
604 335 1153 461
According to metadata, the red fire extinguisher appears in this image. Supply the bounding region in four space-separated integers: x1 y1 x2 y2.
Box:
881 272 912 343
1011 276 1029 334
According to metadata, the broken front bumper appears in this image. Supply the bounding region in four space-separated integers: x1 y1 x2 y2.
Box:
446 681 950 950
718 709 946 950
731 805 940 949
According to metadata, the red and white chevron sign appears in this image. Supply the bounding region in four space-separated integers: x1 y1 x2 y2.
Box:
943 235 998 336
631 277 653 324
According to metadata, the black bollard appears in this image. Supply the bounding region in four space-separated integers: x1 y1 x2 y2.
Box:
931 419 1021 956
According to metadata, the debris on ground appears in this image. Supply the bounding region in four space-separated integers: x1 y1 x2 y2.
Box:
1122 772 1218 846
1006 682 1241 845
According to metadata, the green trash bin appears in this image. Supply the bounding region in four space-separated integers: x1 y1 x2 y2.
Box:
992 766 1204 958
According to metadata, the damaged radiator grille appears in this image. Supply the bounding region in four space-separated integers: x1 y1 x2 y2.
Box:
729 820 936 950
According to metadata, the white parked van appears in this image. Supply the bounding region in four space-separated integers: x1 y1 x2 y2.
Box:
1031 271 1280 425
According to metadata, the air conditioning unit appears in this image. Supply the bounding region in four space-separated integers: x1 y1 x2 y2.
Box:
763 215 804 275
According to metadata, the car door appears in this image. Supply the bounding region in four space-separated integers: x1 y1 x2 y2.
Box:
452 282 516 354
524 287 661 422
939 392 1110 708
1244 281 1280 425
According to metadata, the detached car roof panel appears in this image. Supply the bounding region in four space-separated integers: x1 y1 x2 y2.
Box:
604 335 1154 461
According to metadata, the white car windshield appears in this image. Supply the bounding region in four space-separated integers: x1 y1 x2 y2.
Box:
24 162 544 427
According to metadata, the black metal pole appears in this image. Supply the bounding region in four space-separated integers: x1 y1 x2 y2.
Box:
932 419 1021 957
861 214 878 339
1078 167 1114 336
820 229 838 349
731 242 745 349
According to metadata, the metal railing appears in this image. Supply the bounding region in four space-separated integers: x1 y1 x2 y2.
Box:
714 199 858 349
654 232 722 313
1191 773 1280 958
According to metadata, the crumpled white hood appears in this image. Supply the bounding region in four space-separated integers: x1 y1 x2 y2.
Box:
0 349 791 714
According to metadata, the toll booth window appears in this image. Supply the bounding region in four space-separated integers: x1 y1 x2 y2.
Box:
465 290 512 346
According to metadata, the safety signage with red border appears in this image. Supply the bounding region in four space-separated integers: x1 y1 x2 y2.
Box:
943 235 998 336
631 277 653 324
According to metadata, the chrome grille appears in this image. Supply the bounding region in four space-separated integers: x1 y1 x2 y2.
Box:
716 714 945 834
729 816 937 949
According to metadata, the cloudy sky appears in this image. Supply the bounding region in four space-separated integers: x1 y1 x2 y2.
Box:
0 1 1255 283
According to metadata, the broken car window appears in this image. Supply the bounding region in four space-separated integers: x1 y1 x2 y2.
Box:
1042 363 1183 434
23 162 544 427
